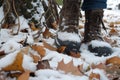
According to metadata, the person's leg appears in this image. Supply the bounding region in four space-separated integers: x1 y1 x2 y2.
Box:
81 0 113 56
56 0 81 55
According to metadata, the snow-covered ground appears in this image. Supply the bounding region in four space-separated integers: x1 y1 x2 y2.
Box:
0 1 120 80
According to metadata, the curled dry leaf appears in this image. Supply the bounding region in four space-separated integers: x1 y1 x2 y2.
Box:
57 59 82 76
89 72 100 80
31 45 46 57
36 60 50 70
106 56 120 65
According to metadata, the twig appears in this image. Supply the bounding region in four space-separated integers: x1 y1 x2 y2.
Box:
0 0 10 29
12 0 20 35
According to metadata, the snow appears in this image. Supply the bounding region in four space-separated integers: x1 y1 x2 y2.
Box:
0 39 23 53
29 69 88 80
57 31 81 42
88 40 112 48
0 51 19 69
22 55 37 72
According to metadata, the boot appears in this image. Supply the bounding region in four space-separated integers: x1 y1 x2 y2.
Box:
56 0 81 55
83 9 113 56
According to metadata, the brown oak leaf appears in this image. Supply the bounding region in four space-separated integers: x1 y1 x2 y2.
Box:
57 59 82 76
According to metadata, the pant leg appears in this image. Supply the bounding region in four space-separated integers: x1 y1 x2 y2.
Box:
81 0 107 10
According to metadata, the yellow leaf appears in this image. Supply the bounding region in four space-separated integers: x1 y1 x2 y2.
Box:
18 70 30 80
2 47 30 71
2 51 24 71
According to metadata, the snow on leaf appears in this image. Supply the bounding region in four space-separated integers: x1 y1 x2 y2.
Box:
43 40 57 51
57 59 83 76
31 44 46 57
30 53 41 63
2 50 24 71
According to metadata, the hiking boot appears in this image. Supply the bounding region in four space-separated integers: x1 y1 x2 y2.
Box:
83 9 113 56
56 0 81 55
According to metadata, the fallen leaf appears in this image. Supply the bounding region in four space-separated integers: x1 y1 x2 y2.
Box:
2 51 24 71
106 56 120 65
51 21 58 30
43 40 57 51
17 70 30 80
69 51 81 58
37 60 50 70
43 28 53 38
31 44 46 57
0 50 5 56
57 59 82 76
20 28 29 33
30 53 41 63
89 72 100 80
2 47 30 71
29 22 38 31
106 64 120 75
109 28 119 36
109 22 114 27
115 21 120 24
7 72 22 78
57 46 66 53
91 63 106 70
